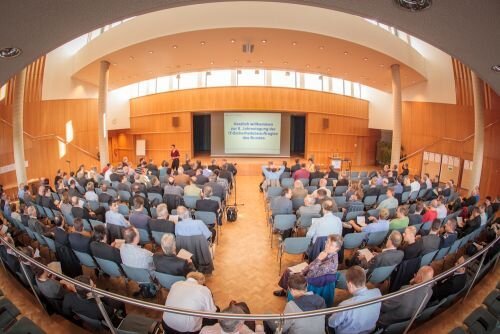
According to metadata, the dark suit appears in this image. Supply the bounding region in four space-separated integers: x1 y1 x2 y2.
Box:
336 179 349 187
408 214 423 226
195 175 209 185
205 182 225 200
367 249 404 275
290 164 301 174
129 211 151 230
109 173 121 182
71 206 91 220
68 232 92 254
421 234 441 255
309 172 325 181
378 284 433 327
196 199 219 214
430 272 467 303
90 241 122 265
208 164 219 171
402 240 422 260
153 253 190 276
98 192 113 204
460 216 481 237
149 219 175 234
440 232 458 248
42 196 59 210
364 187 380 198
68 187 83 198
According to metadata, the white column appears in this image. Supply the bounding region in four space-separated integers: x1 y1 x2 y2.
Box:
470 71 485 189
12 68 27 185
390 64 402 168
97 60 110 169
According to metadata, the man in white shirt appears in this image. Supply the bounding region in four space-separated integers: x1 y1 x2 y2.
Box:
163 272 217 333
410 176 421 194
423 173 433 190
120 227 154 270
105 200 130 227
436 196 448 220
306 200 342 242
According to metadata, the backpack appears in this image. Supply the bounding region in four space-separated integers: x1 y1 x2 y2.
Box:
226 207 237 222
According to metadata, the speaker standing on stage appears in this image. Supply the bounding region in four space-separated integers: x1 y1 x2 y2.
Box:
171 144 180 171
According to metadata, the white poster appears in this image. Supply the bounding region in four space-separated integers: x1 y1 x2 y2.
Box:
442 155 449 165
423 152 429 161
453 157 460 167
435 154 441 163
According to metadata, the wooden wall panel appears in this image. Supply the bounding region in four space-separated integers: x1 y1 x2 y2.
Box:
401 83 500 198
117 87 379 168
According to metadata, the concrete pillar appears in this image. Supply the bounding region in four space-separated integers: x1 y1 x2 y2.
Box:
12 68 27 185
97 60 110 169
470 71 485 189
390 64 402 167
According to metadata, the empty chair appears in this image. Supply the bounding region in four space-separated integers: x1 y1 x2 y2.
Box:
297 213 321 229
377 194 388 204
334 186 348 196
154 271 185 290
281 178 294 189
464 307 498 334
118 204 130 216
4 317 45 334
271 214 297 248
194 211 217 227
363 195 377 208
367 208 380 218
360 171 368 178
366 230 388 247
121 264 153 285
333 196 347 209
42 235 57 253
310 178 321 187
73 250 97 269
114 314 159 334
94 257 123 278
266 186 283 199
434 246 450 261
378 319 411 334
351 171 359 179
0 298 21 331
292 197 305 211
368 264 397 284
137 228 151 245
343 232 367 250
183 196 199 209
420 250 438 267
401 191 410 204
418 188 428 198
278 237 311 273
345 211 365 222
482 290 500 318
333 212 344 220
298 178 309 187
118 191 131 202
417 298 446 323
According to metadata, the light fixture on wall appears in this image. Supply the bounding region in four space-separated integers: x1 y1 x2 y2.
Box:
0 47 22 58
492 65 500 72
394 0 432 12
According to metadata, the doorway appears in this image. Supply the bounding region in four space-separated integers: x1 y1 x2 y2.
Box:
193 114 211 155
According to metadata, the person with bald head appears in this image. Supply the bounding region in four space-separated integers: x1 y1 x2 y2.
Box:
378 266 434 328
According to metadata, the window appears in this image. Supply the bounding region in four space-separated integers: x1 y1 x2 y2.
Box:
237 69 265 86
178 72 198 90
206 70 232 87
303 73 323 91
0 84 6 101
331 78 344 94
138 79 156 96
353 83 361 98
157 76 174 93
344 80 352 96
270 70 295 88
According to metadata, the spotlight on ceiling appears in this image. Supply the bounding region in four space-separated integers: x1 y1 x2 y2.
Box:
492 65 500 72
242 43 254 54
394 0 432 12
0 47 22 58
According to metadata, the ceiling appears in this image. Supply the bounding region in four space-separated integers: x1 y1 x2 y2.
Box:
73 28 425 92
0 1 499 92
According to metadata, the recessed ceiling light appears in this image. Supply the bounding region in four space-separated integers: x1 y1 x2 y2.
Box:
343 51 349 55
128 56 134 60
230 39 236 43
261 39 267 44
200 41 206 46
148 71 152 74
492 65 500 72
283 61 288 65
363 57 368 61
210 61 214 65
0 47 22 58
292 42 297 46
319 46 324 50
394 0 432 12
234 59 239 63
327 68 331 72
112 63 117 66
259 60 264 64
306 64 310 68
148 51 153 54
172 45 178 49
379 64 385 67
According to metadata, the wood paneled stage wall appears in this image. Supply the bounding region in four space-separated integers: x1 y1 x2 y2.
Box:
109 87 380 172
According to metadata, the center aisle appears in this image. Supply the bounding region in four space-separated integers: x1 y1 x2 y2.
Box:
205 175 287 314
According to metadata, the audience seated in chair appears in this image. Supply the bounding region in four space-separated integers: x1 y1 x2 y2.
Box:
377 266 434 328
306 200 342 243
429 255 468 305
296 195 321 218
200 303 264 334
400 226 422 260
163 271 218 334
349 208 390 234
68 218 92 255
90 224 122 265
328 266 382 334
149 203 175 234
153 233 194 276
418 219 441 254
267 273 326 334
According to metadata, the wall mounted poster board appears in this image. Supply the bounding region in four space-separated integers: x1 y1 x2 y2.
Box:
136 139 146 157
421 151 442 179
439 154 461 185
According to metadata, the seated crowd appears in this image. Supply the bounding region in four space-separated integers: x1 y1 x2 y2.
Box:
0 157 497 334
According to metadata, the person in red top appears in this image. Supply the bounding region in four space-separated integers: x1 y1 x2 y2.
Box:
170 144 180 171
422 199 438 223
292 163 311 181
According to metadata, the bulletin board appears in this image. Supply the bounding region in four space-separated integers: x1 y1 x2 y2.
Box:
439 154 461 185
421 151 442 179
461 159 474 190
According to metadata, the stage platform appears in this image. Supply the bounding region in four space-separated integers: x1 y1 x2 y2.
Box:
192 154 376 176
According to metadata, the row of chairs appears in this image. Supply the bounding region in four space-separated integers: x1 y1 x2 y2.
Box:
0 291 44 334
